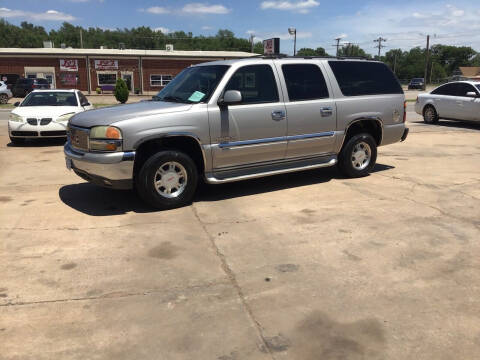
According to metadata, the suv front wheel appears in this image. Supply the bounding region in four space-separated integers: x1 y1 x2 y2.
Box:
136 150 198 210
338 133 377 178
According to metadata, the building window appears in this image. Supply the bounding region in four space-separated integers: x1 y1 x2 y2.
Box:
150 74 173 87
97 72 117 86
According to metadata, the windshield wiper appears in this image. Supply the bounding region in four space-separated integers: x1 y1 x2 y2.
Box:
160 95 191 104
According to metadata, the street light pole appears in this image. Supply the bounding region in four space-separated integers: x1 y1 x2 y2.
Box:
288 27 296 56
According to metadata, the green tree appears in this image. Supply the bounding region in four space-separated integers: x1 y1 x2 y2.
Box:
338 44 371 58
114 78 129 104
296 47 328 56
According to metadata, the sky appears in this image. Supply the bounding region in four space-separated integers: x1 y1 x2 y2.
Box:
1 0 480 55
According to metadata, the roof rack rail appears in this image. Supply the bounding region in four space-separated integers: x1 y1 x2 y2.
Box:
247 54 371 60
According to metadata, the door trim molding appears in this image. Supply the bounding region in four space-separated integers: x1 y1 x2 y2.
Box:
218 131 335 149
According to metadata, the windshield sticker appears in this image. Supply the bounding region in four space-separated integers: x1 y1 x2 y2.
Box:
188 91 206 102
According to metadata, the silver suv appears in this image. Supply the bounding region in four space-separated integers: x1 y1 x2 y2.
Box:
65 57 409 209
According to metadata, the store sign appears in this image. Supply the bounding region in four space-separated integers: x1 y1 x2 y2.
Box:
60 59 78 72
263 38 280 55
95 60 118 70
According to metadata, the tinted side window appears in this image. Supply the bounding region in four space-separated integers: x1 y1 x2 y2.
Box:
328 61 403 96
225 65 279 104
431 83 458 96
282 64 329 101
456 83 478 97
78 92 89 105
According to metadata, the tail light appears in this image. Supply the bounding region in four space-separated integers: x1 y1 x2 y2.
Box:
403 101 407 123
32 84 37 88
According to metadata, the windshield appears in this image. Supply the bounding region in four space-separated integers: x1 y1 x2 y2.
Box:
21 92 78 107
154 65 230 104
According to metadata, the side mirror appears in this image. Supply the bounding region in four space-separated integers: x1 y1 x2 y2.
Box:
81 102 90 107
14 102 20 107
218 90 242 107
466 92 478 98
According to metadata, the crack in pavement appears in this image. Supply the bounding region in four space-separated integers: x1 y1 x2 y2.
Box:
0 279 230 307
191 204 277 360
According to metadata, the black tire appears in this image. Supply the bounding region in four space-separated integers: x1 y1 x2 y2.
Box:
423 105 439 124
338 133 377 178
9 136 25 145
0 94 8 104
135 150 198 210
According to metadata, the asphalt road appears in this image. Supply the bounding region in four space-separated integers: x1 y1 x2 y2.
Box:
1 107 480 359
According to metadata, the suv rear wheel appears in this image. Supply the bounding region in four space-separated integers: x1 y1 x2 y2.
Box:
135 150 198 210
338 133 377 178
423 105 439 124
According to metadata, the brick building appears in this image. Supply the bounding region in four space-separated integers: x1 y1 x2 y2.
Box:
0 48 254 94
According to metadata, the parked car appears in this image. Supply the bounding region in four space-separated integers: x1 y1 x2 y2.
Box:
8 89 94 144
408 78 425 90
0 73 20 90
11 78 50 97
0 81 13 104
415 81 480 124
65 57 409 209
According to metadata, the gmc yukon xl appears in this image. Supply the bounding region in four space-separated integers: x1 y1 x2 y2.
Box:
65 57 409 209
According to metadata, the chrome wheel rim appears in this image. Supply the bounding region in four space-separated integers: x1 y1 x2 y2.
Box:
351 141 371 171
424 108 435 122
154 161 188 199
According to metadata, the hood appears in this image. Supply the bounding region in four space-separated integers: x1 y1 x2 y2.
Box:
12 106 80 119
69 101 192 128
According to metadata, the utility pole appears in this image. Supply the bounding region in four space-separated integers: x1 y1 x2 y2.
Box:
374 37 386 58
423 35 430 91
80 28 83 49
249 34 255 53
333 37 342 57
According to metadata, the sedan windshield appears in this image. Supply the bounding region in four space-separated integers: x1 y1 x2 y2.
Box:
21 92 78 107
153 65 230 104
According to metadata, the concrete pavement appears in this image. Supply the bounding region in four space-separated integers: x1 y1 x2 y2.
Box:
1 108 480 359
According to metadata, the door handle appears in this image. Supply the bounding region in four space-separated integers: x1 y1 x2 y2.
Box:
320 107 333 117
271 110 285 121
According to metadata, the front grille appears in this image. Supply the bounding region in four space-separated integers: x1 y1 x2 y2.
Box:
40 130 67 137
69 126 89 150
40 118 52 125
11 131 37 136
27 118 37 125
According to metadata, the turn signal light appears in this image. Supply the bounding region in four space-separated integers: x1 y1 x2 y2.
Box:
106 127 121 139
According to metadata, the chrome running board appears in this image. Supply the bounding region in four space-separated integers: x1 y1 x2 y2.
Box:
205 155 337 184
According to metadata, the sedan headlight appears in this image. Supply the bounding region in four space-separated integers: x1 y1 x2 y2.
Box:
89 126 123 152
9 113 23 122
57 112 76 122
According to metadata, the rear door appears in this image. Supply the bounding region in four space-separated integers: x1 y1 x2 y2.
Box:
275 61 336 158
431 83 460 119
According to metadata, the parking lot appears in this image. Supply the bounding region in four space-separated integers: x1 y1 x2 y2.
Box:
1 105 480 359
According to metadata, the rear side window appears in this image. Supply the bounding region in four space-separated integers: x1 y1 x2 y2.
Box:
431 83 459 96
282 64 329 101
328 61 403 96
36 79 48 84
225 65 279 104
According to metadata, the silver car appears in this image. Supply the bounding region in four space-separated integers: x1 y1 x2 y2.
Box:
65 57 408 209
0 81 13 104
415 81 480 124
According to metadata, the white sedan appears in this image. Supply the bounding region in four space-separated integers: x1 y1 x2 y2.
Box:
8 89 94 144
415 81 480 124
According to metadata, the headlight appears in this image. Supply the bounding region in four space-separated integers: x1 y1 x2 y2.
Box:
89 126 123 152
57 112 76 122
9 113 23 122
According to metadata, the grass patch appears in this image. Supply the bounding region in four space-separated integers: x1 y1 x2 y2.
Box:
0 104 14 109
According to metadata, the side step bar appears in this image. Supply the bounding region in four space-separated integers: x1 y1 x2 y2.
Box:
205 155 337 184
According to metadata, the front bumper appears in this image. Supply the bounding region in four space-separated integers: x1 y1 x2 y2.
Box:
64 142 135 189
9 120 68 138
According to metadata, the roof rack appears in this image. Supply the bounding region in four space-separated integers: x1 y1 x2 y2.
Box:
250 54 371 60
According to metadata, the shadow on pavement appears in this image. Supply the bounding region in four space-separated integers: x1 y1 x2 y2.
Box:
59 163 394 215
410 120 480 131
7 138 66 147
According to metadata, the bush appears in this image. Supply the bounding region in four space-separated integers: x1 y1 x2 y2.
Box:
95 87 101 94
114 78 129 104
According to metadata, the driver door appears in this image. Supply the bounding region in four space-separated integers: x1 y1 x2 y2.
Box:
208 63 287 169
